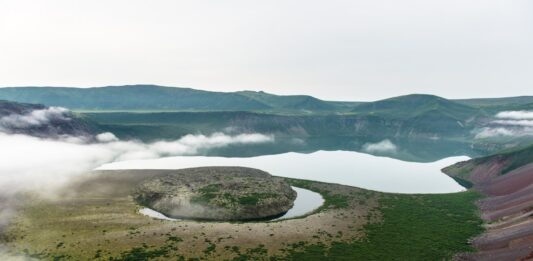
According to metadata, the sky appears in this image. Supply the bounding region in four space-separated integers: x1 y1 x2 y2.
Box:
0 0 532 101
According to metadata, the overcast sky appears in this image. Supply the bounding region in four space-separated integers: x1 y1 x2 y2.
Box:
0 0 532 101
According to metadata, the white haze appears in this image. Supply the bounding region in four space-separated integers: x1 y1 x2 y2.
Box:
0 131 273 232
0 107 69 129
1 1 532 100
362 139 397 153
496 110 533 120
493 120 533 127
474 111 533 139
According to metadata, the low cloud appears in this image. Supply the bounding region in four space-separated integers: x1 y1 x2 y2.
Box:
474 127 515 139
474 111 533 139
362 139 398 153
0 131 274 234
0 107 69 129
493 120 533 127
95 132 119 142
495 110 533 120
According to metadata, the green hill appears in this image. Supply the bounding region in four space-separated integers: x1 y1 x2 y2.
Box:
454 96 533 108
236 90 337 111
352 94 481 120
0 85 272 111
0 85 362 113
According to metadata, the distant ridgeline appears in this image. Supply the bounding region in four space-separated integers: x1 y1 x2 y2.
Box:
0 85 532 158
0 84 531 113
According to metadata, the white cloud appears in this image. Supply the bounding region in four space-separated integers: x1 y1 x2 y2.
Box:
474 110 533 139
362 139 397 153
0 107 69 129
493 120 533 127
95 132 119 143
0 131 274 233
474 127 515 139
495 110 533 120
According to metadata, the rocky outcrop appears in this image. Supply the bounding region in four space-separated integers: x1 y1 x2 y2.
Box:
134 167 297 221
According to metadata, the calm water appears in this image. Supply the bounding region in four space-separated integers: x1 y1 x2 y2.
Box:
98 150 468 194
274 187 324 220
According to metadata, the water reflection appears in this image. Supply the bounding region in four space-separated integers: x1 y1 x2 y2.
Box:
99 150 468 193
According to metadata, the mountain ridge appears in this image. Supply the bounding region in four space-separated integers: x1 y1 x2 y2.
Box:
2 84 530 113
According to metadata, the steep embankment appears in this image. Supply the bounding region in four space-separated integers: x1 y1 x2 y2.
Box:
443 145 533 260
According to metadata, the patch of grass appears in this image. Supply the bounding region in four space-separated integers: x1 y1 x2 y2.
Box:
190 184 221 204
238 195 259 205
280 191 484 260
237 193 278 205
451 176 474 189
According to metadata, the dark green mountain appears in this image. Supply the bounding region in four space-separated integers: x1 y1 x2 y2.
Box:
454 96 533 112
0 85 271 111
0 85 351 113
352 94 480 119
236 91 337 111
454 96 533 108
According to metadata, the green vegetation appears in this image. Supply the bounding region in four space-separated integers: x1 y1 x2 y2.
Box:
451 177 474 189
446 144 533 180
0 85 354 113
279 191 483 260
497 144 533 174
3 175 484 261
455 96 533 112
351 94 481 120
191 184 221 204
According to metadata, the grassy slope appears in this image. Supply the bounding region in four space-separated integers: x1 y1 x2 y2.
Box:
279 184 483 261
0 85 350 113
236 91 338 111
352 94 480 120
444 144 533 182
0 85 271 111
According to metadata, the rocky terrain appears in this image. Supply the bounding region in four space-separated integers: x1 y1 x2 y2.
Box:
134 167 297 220
443 145 533 260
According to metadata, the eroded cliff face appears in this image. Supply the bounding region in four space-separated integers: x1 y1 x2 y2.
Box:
442 146 533 260
134 167 297 221
0 100 94 138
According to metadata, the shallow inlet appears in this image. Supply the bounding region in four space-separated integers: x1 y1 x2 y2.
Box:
99 150 468 193
139 186 324 222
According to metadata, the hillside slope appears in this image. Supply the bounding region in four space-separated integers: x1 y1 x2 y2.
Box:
443 145 533 260
0 85 272 111
352 94 480 119
0 100 94 138
454 96 533 112
0 85 349 113
237 90 337 111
